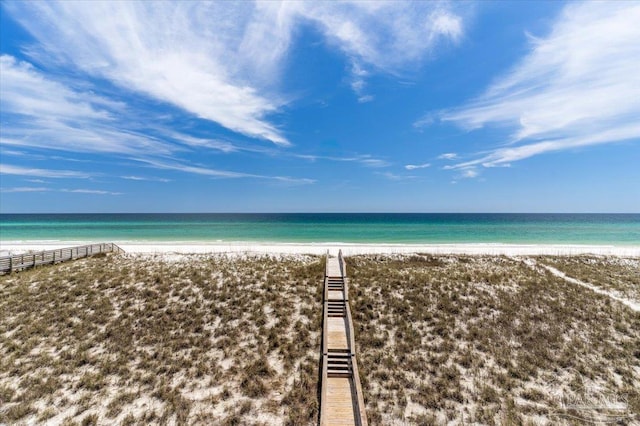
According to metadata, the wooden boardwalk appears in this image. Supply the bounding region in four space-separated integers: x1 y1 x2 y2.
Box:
0 243 125 274
320 251 367 426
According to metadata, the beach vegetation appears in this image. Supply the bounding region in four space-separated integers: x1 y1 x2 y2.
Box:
1 252 638 424
348 254 640 425
0 253 323 424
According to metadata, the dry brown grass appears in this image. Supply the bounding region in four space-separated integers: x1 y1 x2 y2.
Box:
348 254 640 425
0 253 322 425
2 252 638 425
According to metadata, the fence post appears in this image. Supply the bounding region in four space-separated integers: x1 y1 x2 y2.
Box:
53 250 56 263
9 256 13 273
33 253 36 267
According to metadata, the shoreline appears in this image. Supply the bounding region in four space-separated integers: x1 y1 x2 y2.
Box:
2 241 640 257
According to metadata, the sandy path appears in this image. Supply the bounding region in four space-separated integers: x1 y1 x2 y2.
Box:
525 258 640 312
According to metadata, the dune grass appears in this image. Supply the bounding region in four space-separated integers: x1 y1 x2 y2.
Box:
0 253 322 425
1 252 638 425
347 254 640 425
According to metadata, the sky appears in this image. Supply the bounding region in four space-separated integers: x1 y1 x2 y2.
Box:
0 0 639 213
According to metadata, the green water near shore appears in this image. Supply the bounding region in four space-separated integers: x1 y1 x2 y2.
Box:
1 213 639 246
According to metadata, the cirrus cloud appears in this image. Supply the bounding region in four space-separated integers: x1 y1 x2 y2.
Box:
3 1 290 146
404 163 431 170
440 2 640 169
5 0 465 137
0 164 92 179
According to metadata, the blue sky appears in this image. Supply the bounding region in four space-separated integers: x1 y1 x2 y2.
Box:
1 1 638 213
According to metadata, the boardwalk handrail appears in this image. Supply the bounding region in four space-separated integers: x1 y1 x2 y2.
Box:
0 243 125 274
338 249 346 277
338 250 367 425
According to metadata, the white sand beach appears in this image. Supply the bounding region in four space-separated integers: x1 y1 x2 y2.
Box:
2 241 640 257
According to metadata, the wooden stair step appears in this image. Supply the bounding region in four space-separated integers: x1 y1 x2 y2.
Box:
327 348 350 353
327 362 351 369
327 371 352 378
327 354 352 360
327 364 352 370
327 357 353 377
327 364 351 370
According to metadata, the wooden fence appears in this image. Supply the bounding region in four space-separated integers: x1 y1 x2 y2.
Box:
0 243 125 274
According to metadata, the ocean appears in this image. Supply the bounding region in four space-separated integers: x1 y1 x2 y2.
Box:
0 213 639 246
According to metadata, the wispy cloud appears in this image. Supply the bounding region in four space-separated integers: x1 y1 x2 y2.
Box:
0 186 121 195
3 0 467 152
271 176 316 186
461 168 479 179
135 158 314 185
349 63 374 103
297 2 464 99
61 189 122 195
4 2 290 146
6 2 465 121
441 2 640 169
0 55 175 156
378 172 415 181
355 156 389 168
0 164 92 179
438 153 458 160
121 175 171 183
413 113 437 129
299 3 463 71
134 158 257 179
162 132 240 154
0 149 28 157
405 163 430 170
2 0 465 192
442 165 480 180
0 56 254 161
1 187 50 193
0 55 115 121
296 153 389 168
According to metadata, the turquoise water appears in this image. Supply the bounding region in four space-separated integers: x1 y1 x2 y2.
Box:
1 214 639 245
